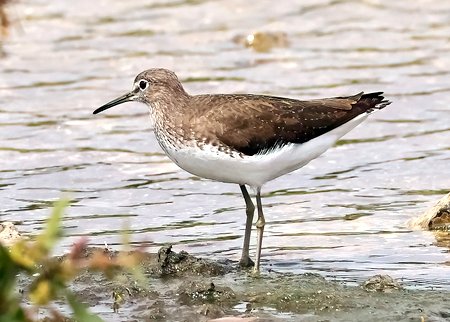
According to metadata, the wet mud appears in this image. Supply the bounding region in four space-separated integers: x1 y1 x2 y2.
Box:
17 246 450 322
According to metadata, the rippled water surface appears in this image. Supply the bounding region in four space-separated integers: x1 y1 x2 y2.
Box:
1 0 449 288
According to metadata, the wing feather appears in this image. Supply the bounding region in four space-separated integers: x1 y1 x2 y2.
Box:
189 92 390 156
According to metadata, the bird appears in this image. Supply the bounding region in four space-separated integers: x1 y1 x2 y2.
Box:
93 68 391 273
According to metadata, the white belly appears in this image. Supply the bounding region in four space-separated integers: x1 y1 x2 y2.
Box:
160 114 369 188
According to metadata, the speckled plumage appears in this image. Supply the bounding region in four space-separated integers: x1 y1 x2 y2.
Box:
127 69 390 158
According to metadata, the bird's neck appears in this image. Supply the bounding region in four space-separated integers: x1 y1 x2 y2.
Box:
147 91 191 140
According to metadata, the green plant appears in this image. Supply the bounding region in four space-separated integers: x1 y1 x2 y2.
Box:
0 198 144 322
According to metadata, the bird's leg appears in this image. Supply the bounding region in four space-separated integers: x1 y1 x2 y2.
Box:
254 187 265 273
239 184 255 268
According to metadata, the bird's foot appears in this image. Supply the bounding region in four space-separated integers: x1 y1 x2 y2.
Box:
239 256 255 268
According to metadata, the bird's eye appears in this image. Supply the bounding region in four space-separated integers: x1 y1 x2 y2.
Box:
138 80 148 90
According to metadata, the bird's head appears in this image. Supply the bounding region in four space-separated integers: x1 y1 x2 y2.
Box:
93 68 187 115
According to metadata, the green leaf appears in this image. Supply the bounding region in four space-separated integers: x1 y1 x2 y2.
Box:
0 244 19 312
0 307 29 322
36 198 69 254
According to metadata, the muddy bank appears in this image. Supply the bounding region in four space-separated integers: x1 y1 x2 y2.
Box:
15 246 450 322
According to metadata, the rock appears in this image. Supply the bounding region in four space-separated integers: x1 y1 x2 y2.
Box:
409 193 450 230
177 280 236 306
233 31 289 52
362 275 402 293
0 0 13 39
0 222 22 246
208 318 258 322
146 245 232 277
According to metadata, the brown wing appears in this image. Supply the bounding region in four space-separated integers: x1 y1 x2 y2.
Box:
190 92 390 156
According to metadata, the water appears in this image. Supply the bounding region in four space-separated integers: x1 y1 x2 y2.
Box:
1 0 449 289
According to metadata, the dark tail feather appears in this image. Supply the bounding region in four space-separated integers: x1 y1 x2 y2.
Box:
358 92 391 112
